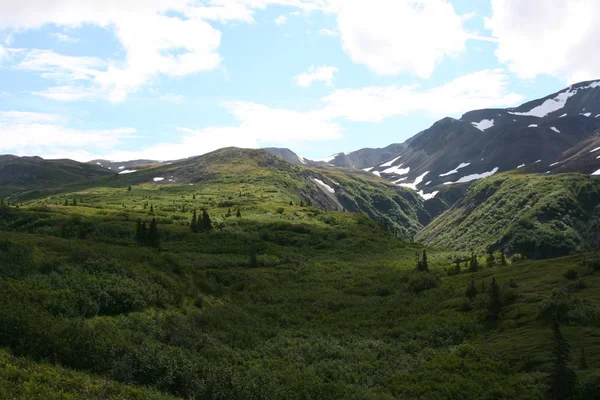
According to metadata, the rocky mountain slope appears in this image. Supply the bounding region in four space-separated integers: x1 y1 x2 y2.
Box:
319 79 600 197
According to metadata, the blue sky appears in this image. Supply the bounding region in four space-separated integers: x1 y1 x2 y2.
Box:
0 0 598 161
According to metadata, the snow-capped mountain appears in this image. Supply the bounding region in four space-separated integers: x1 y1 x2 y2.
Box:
324 79 600 197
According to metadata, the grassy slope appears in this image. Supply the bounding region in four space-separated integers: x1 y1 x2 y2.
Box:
416 172 600 257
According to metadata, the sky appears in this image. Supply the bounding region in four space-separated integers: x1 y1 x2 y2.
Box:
0 0 599 162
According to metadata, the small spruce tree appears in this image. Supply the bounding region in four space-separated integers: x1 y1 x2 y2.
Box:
64 199 69 206
236 208 242 218
190 210 198 233
579 347 588 370
547 320 576 400
488 278 502 322
202 210 213 231
72 198 77 207
486 251 496 268
466 279 478 300
469 252 479 273
147 218 160 249
149 204 154 214
454 258 461 274
128 185 132 192
500 250 507 266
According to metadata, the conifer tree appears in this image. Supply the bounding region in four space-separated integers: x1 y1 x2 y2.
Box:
128 185 132 192
236 208 242 218
548 320 576 400
135 219 145 244
466 279 478 300
469 252 479 273
191 210 198 233
486 251 496 268
500 250 507 266
289 201 293 206
202 210 213 231
579 348 588 370
488 278 502 322
454 258 461 274
226 208 232 217
147 218 160 249
149 204 154 214
300 199 304 207
1 198 4 206
72 198 77 206
64 199 69 206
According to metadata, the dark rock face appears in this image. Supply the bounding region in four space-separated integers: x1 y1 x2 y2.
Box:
321 79 600 195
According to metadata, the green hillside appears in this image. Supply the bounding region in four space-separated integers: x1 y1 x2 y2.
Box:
417 173 600 258
1 150 600 398
0 155 113 198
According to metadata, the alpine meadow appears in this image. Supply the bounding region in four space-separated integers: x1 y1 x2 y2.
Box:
1 1 600 399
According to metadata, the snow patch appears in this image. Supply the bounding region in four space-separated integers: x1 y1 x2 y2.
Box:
592 169 600 176
418 190 439 200
425 181 432 186
399 171 429 191
382 164 410 175
380 155 402 167
549 162 560 167
393 177 407 184
118 170 137 174
118 166 125 170
153 177 164 182
595 114 600 118
314 178 335 194
439 162 470 177
550 127 560 133
535 159 541 163
581 112 592 117
319 153 340 163
444 167 499 185
517 164 525 169
559 113 567 118
363 167 374 172
372 171 381 177
509 89 577 118
471 119 494 131
590 147 600 153
298 156 307 165
528 124 538 128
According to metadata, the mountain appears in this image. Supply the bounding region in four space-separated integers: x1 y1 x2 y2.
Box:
106 147 432 239
88 159 164 171
326 80 600 197
416 172 600 258
0 155 113 197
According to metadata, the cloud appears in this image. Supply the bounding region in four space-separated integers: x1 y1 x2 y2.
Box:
275 15 288 25
51 32 79 43
0 111 135 159
102 101 343 161
30 86 101 102
14 49 105 81
485 0 600 82
328 0 469 78
319 69 523 122
319 28 338 37
294 65 338 87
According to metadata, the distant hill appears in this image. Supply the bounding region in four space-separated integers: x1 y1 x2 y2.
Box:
0 155 113 197
416 172 600 258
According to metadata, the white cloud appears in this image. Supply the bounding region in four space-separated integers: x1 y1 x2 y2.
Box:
294 65 339 87
486 0 600 82
275 15 288 25
319 28 338 37
51 33 79 43
103 101 343 161
319 69 523 122
30 86 100 102
328 0 469 78
0 111 135 159
14 49 105 81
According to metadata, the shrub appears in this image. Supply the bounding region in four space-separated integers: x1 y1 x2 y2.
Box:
564 269 578 280
407 272 440 294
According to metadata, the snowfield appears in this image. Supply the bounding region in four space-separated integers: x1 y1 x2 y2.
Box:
472 119 494 131
443 167 499 185
314 178 335 194
380 155 402 167
118 170 137 174
382 164 410 175
439 162 470 177
153 177 164 182
399 171 429 191
550 127 560 133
